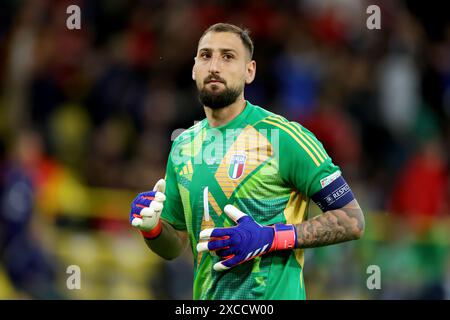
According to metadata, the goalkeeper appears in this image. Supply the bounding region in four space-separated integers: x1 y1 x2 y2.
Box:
129 23 365 299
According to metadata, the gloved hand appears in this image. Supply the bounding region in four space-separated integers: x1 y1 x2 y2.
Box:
130 179 166 239
196 204 298 271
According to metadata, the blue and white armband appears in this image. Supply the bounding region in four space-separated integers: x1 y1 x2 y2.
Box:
311 175 355 212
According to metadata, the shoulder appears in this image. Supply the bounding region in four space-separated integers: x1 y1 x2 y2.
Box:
255 113 330 167
249 106 305 143
246 102 278 125
252 111 303 140
168 120 206 166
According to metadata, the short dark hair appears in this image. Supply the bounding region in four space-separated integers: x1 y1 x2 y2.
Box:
199 23 254 59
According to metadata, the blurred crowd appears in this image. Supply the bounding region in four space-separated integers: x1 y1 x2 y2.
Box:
0 0 449 299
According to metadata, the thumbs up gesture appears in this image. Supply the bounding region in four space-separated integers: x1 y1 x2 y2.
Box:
130 179 166 239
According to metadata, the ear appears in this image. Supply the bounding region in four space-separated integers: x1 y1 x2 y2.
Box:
245 60 256 85
192 57 197 81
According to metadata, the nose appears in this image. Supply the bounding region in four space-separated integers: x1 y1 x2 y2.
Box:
208 55 221 74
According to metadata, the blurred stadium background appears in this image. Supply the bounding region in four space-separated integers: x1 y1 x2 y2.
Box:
0 0 449 299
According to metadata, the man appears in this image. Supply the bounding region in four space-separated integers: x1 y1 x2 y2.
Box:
130 23 365 300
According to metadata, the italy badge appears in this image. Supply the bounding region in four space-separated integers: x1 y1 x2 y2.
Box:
228 154 246 180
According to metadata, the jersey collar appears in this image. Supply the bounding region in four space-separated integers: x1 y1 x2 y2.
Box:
205 100 254 131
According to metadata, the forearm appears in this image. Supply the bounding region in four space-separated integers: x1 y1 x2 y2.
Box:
144 219 188 260
295 200 365 248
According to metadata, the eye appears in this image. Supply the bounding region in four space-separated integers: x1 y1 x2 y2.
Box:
200 52 211 59
223 53 234 60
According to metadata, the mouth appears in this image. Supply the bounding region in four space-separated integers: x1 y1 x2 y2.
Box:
205 78 225 85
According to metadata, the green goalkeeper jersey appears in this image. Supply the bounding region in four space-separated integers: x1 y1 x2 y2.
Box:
161 101 340 300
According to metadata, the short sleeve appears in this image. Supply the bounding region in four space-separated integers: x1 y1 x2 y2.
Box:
160 150 186 231
278 122 341 197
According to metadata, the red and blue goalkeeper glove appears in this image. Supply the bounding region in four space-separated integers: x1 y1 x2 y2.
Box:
196 204 298 271
130 179 166 239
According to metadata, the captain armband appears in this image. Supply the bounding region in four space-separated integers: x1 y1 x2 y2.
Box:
311 175 355 212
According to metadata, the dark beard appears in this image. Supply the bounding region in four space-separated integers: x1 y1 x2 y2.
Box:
198 85 242 110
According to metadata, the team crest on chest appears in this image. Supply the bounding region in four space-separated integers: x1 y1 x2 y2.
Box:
228 154 246 180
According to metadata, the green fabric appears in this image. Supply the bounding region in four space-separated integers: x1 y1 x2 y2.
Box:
161 101 341 299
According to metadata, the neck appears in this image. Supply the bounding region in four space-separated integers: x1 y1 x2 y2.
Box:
204 95 246 128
